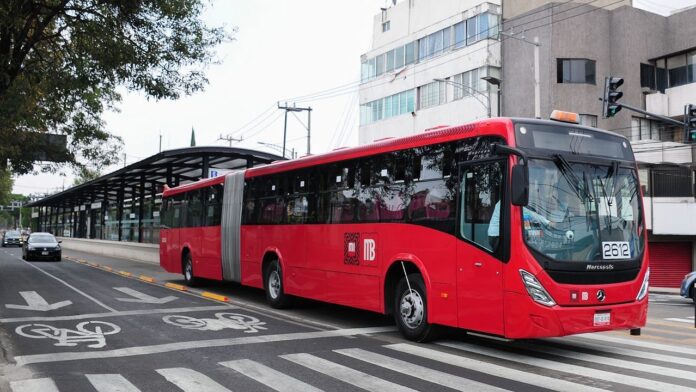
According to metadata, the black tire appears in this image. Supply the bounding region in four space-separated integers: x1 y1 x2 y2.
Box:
55 256 61 262
264 259 292 309
182 252 199 286
394 273 437 342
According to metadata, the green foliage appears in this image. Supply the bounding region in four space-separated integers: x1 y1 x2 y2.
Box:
0 169 13 205
72 166 101 186
0 0 225 174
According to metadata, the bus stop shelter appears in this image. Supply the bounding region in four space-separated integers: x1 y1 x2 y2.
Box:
26 146 283 243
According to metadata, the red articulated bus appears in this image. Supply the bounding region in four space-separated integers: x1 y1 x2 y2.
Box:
160 115 649 341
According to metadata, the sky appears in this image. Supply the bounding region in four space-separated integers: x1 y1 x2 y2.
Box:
12 0 696 196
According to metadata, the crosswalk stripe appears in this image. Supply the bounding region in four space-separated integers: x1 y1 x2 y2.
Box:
335 348 509 392
552 338 696 367
281 353 416 392
220 359 323 392
10 378 59 392
386 343 609 392
86 374 141 392
156 368 232 392
577 333 696 356
666 317 694 324
438 341 696 392
521 343 696 381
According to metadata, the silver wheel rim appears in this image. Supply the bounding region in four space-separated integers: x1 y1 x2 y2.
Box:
268 270 281 299
399 289 424 329
185 261 192 281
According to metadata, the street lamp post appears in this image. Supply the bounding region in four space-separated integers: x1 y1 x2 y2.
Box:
433 78 490 118
481 75 502 117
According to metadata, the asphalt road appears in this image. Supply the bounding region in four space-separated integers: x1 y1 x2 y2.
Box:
0 246 694 392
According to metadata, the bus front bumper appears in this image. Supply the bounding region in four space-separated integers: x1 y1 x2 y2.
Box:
503 291 648 339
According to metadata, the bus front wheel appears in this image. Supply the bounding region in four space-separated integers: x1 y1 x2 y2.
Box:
183 252 199 287
265 259 292 309
394 273 436 342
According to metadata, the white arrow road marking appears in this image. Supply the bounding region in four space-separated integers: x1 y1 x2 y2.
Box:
6 291 72 312
114 287 177 304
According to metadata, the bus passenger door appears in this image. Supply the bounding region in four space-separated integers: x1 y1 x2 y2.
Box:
456 160 505 335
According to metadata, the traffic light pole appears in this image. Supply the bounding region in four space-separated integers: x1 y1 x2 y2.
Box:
604 100 686 128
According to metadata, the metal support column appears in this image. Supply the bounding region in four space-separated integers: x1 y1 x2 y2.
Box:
166 165 173 187
117 184 124 242
202 155 209 179
138 176 145 243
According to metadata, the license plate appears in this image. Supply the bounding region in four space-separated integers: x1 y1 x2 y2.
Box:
41 251 48 255
594 312 611 326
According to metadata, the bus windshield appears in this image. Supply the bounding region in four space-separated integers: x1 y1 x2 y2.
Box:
523 158 644 263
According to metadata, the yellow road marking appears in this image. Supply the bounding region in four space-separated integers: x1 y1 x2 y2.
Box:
102 266 113 272
139 275 155 283
118 270 132 277
165 282 187 291
201 292 229 302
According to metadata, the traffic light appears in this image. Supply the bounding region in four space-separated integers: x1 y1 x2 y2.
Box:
685 104 696 142
602 77 624 118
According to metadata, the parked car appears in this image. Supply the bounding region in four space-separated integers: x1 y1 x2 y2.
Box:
22 233 62 262
681 271 696 302
2 230 23 247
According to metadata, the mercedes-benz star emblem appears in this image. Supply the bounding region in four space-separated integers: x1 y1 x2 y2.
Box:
596 289 606 302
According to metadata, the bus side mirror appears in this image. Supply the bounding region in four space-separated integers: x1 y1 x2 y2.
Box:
511 164 529 206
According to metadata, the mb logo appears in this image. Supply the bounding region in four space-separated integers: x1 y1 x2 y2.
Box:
363 239 376 262
344 233 378 265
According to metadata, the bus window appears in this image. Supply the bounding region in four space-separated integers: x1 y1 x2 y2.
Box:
186 190 204 227
171 193 186 228
207 184 223 226
160 198 170 228
460 161 503 252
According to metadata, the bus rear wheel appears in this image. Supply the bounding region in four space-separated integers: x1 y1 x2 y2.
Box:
394 273 436 342
265 259 292 309
183 252 199 287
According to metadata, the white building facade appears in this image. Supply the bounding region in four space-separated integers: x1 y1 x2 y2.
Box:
358 0 502 145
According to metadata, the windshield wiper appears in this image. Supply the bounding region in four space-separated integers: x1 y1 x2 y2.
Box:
597 175 613 232
553 154 592 202
605 160 620 203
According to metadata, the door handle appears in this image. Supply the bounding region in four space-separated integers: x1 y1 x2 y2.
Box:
474 262 483 267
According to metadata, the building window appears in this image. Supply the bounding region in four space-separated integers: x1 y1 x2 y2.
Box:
579 114 597 128
382 21 390 32
419 80 445 110
454 21 465 48
557 59 595 84
360 90 415 125
453 68 480 100
466 12 497 45
360 12 500 83
631 116 664 141
640 63 656 91
668 54 687 87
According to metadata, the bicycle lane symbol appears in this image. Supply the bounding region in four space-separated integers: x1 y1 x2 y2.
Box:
15 321 121 349
163 312 267 333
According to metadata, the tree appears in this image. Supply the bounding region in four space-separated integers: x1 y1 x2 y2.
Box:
0 1 225 174
72 166 101 186
0 169 13 205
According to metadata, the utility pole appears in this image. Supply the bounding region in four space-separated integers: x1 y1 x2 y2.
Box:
218 134 243 147
277 102 312 157
533 36 540 119
159 132 162 153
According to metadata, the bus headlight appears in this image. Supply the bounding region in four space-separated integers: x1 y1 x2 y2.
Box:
636 268 650 301
520 269 556 307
